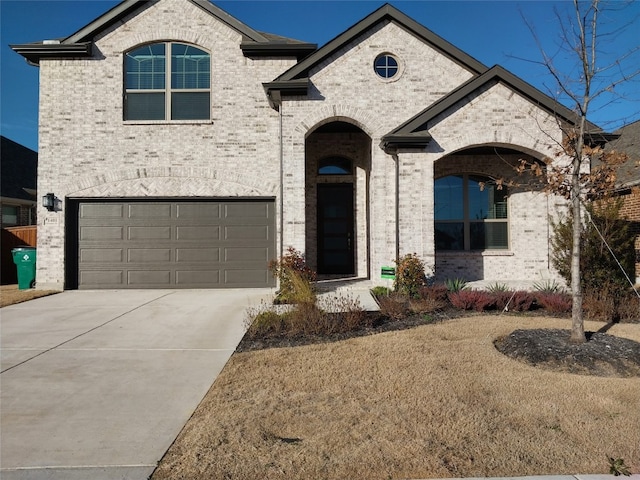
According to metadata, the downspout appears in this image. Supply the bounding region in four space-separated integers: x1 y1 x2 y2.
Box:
392 151 400 264
277 96 284 261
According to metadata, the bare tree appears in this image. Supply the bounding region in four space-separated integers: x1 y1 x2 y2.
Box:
518 0 640 343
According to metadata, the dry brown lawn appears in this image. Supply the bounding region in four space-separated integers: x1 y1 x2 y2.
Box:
152 316 640 479
0 284 59 307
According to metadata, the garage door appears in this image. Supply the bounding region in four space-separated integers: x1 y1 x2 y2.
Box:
76 200 276 289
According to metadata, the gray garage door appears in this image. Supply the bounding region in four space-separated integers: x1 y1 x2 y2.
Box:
77 200 276 289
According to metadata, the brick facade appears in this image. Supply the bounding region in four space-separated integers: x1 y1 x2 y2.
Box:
28 0 573 290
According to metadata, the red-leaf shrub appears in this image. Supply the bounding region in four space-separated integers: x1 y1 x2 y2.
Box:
504 291 535 312
536 292 572 314
418 284 449 303
448 290 495 311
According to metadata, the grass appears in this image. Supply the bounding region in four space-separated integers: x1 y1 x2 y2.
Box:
152 315 640 479
0 284 59 307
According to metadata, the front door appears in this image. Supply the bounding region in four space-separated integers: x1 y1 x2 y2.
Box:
317 183 354 274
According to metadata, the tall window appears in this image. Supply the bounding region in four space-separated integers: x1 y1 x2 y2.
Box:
435 174 508 250
125 42 210 120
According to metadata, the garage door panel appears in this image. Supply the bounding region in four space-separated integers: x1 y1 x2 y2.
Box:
128 270 172 286
80 248 124 263
225 225 269 241
77 200 275 289
128 248 172 263
176 270 221 285
224 203 270 218
81 226 124 241
129 204 172 218
177 204 221 219
80 204 124 218
225 269 269 285
128 226 172 240
176 248 220 262
225 247 269 262
176 226 220 240
80 270 124 286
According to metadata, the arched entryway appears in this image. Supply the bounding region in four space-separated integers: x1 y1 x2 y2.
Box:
305 121 371 277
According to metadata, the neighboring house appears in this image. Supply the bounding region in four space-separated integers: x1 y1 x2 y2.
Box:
0 136 37 228
604 120 640 284
10 0 615 290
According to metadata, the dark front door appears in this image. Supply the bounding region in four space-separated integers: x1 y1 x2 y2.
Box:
317 183 354 274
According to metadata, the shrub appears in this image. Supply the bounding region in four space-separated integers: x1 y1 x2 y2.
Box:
394 253 426 298
244 304 289 339
377 293 410 320
551 197 635 292
445 278 468 293
319 293 369 332
582 283 640 322
536 292 572 314
486 282 509 293
448 290 494 311
617 292 640 323
503 291 536 312
370 286 391 299
418 284 449 303
269 247 316 304
490 291 514 311
409 296 447 314
533 278 565 294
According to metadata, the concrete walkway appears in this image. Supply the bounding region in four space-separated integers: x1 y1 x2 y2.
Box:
0 288 272 480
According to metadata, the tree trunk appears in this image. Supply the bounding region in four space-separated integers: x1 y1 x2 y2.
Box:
570 164 586 344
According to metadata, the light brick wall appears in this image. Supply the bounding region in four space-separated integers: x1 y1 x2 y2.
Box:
282 21 566 285
36 0 294 289
36 2 570 289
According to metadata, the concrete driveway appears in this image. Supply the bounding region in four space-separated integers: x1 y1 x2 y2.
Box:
0 288 272 480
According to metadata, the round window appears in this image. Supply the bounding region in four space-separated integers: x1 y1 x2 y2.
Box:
374 54 399 79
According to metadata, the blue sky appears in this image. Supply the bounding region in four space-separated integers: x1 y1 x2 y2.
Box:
1 0 639 152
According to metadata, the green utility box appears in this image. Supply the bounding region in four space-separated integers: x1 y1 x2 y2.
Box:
12 247 36 290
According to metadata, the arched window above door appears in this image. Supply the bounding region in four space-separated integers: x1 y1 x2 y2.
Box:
318 157 352 175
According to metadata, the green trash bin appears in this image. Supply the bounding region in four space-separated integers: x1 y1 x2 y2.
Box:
12 246 37 290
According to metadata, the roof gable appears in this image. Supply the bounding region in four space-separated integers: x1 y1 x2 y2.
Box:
11 0 316 65
272 3 487 85
381 65 605 150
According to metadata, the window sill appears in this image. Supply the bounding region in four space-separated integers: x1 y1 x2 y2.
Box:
123 119 214 125
437 250 514 257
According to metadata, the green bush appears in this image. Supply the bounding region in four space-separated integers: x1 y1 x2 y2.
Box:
393 253 427 298
551 197 635 292
445 278 468 293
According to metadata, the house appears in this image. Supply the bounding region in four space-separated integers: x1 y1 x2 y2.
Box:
0 136 37 228
604 120 640 284
10 0 614 290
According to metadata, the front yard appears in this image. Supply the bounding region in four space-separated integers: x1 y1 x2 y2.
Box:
151 315 640 480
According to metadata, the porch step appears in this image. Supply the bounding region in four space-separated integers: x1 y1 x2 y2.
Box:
315 278 380 311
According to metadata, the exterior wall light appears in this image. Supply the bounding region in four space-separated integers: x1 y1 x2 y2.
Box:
42 193 56 211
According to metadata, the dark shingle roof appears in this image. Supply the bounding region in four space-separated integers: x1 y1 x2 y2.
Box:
0 137 37 201
11 0 316 64
605 119 640 189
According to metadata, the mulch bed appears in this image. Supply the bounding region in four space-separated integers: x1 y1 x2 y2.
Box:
238 308 640 378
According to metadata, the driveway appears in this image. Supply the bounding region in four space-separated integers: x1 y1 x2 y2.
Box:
0 288 272 480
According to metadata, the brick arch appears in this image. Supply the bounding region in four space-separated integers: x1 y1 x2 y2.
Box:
64 166 277 197
436 138 552 165
296 105 383 138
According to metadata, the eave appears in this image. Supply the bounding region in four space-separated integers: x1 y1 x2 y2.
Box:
263 79 310 109
380 133 432 152
9 42 92 66
241 41 317 60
